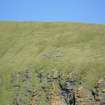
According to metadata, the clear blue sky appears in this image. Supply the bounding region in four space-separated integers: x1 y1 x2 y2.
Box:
0 0 105 24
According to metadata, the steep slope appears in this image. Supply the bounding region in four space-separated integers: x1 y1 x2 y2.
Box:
0 22 105 105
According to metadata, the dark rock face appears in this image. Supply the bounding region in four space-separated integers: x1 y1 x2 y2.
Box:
36 71 44 83
58 76 76 105
23 81 33 96
100 100 105 105
92 78 105 103
20 70 32 82
10 70 33 105
11 72 20 87
9 69 105 105
24 70 32 81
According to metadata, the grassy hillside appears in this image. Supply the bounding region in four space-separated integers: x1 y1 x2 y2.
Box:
0 22 105 105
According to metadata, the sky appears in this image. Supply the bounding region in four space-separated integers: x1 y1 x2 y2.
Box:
0 0 105 24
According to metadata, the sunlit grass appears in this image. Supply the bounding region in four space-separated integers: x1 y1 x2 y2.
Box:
0 22 105 105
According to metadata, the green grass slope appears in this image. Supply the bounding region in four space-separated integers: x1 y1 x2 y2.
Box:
0 22 105 105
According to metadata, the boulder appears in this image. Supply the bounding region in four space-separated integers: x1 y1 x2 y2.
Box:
100 100 105 105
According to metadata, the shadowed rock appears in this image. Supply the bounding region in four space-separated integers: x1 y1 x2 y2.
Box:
11 72 20 88
100 100 105 105
23 81 33 96
21 70 32 82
